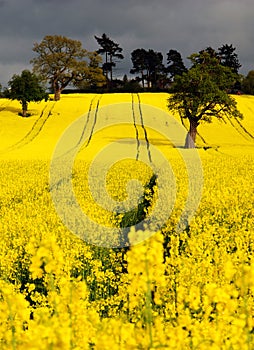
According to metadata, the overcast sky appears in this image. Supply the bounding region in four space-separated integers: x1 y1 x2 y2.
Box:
0 0 253 87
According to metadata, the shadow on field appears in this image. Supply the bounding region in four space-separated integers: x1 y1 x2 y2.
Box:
105 137 174 147
1 106 39 117
1 106 21 114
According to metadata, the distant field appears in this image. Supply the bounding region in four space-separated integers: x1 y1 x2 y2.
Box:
0 93 253 159
0 93 254 349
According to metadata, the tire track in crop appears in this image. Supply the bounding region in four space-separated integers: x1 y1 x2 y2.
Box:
137 93 152 163
224 115 254 141
237 102 254 139
132 93 152 164
131 93 140 161
76 95 98 147
61 94 103 158
0 100 12 112
1 102 56 153
197 131 208 146
84 95 103 148
75 94 104 155
234 117 254 140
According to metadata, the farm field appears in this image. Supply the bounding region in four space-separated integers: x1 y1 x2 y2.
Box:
0 93 254 349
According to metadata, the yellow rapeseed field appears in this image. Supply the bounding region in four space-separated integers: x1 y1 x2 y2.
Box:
0 93 254 349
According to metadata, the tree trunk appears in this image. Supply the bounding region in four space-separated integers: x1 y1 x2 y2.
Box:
54 89 61 101
22 101 28 117
141 71 145 90
105 52 109 80
147 69 151 89
53 79 61 101
110 54 113 83
185 118 199 148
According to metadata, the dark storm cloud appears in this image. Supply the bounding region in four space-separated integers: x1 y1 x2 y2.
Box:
0 0 254 86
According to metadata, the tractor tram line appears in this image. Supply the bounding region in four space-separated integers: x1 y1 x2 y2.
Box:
224 114 254 141
84 95 103 148
76 95 97 148
0 102 56 153
234 117 254 140
131 93 141 161
135 93 153 164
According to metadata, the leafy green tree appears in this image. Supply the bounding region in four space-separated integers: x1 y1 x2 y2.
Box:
122 76 141 92
166 49 187 80
130 48 166 89
168 52 243 148
130 48 148 89
94 33 124 86
7 70 48 117
197 47 219 63
31 35 104 100
242 70 254 95
74 51 106 90
145 49 166 89
218 44 242 92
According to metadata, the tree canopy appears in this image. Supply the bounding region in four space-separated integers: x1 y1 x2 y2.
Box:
73 51 106 90
0 36 250 95
242 70 254 95
7 70 48 117
218 44 241 73
166 49 187 81
130 48 166 89
168 51 243 148
130 48 148 89
31 35 105 100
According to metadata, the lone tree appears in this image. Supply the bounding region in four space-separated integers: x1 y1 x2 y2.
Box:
94 33 124 86
168 51 243 148
31 35 104 100
7 70 48 117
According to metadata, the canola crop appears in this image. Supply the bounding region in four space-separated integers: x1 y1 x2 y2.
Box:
0 93 254 349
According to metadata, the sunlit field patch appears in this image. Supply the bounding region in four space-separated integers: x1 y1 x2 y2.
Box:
0 93 253 349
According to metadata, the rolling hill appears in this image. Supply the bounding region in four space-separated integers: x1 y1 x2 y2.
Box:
0 93 253 160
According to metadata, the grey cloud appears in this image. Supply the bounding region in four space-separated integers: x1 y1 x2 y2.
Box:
0 0 254 86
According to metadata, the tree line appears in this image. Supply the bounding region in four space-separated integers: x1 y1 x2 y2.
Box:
1 34 254 100
0 34 250 150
